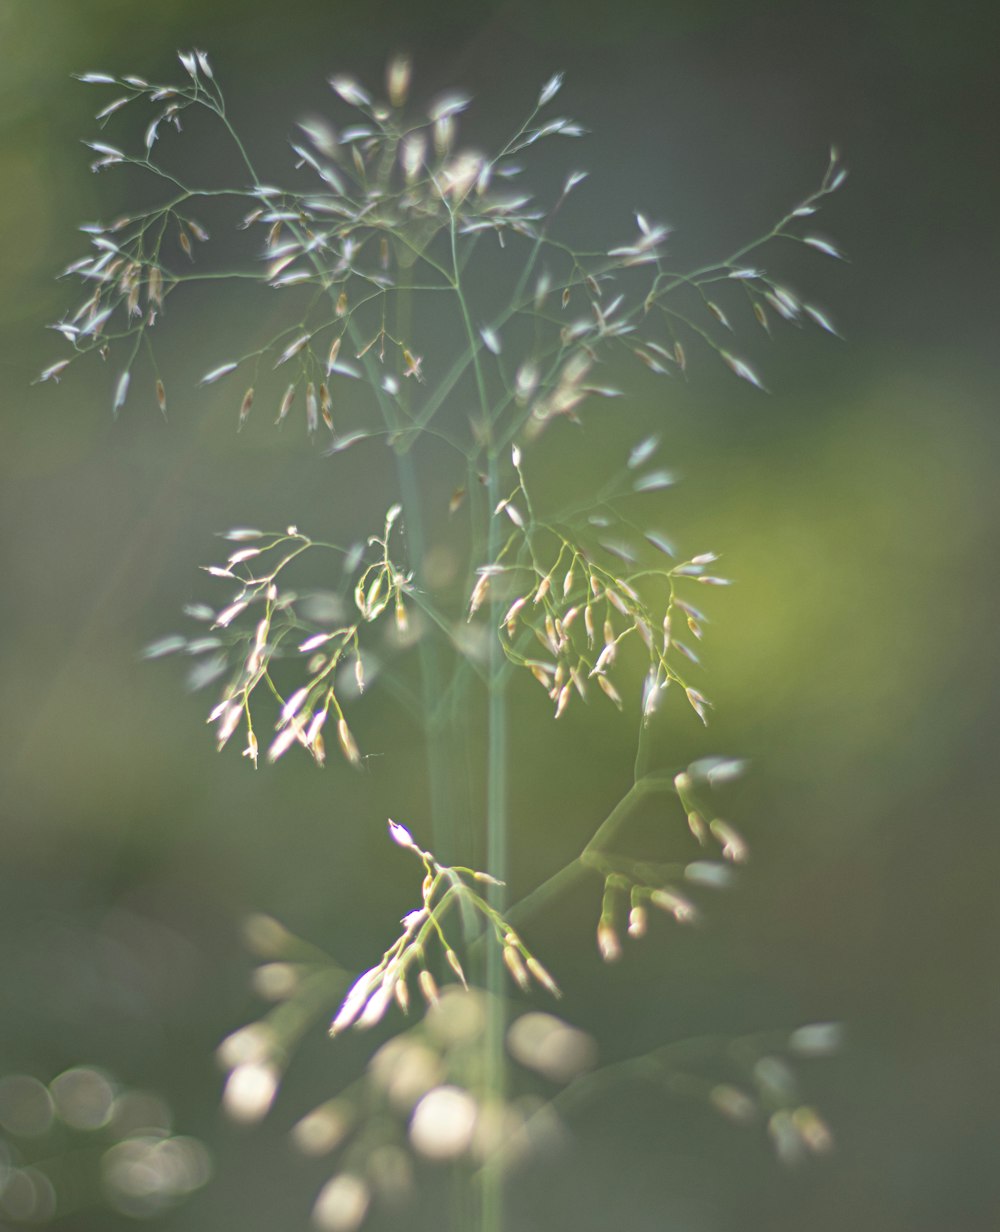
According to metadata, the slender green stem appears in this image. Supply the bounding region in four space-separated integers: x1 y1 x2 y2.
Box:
393 444 459 859
437 183 510 1232
480 468 508 1232
505 774 676 927
392 263 458 862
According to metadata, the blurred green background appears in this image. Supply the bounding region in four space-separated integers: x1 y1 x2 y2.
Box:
1 0 998 1228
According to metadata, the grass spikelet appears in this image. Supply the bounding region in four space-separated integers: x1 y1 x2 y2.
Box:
238 387 254 429
418 970 439 1006
112 370 130 415
721 351 767 392
275 333 311 367
337 718 361 766
386 54 412 108
597 919 622 963
276 382 296 425
502 944 530 992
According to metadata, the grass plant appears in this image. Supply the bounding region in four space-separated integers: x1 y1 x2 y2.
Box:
41 50 847 1231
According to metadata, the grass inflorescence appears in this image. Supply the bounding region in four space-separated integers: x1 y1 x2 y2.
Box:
46 49 847 1232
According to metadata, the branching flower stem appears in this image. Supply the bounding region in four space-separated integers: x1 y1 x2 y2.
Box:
504 772 677 931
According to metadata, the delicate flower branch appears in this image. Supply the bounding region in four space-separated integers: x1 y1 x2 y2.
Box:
329 821 559 1039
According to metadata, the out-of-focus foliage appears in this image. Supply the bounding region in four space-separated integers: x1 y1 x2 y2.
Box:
0 1066 210 1224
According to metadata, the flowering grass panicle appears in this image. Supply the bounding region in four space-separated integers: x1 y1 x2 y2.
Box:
47 50 847 1232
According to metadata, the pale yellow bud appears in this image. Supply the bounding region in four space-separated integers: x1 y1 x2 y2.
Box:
418 969 439 1005
337 719 361 766
596 920 622 963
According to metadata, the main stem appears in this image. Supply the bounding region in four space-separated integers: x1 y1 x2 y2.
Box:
480 450 508 1232
444 202 509 1232
393 261 457 863
394 451 459 859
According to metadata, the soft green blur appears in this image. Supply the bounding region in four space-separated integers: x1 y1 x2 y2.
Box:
1 1 998 1229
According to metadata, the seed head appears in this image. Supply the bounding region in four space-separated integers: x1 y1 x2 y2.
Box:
223 1062 280 1124
687 811 709 845
793 1105 834 1154
304 709 327 744
554 684 571 718
147 265 163 306
216 703 243 748
320 383 333 430
530 664 552 690
337 718 361 766
356 982 393 1029
468 572 490 617
584 605 595 645
597 675 623 709
276 383 296 425
502 944 530 992
650 888 696 923
526 956 561 998
401 132 426 182
710 818 748 863
237 386 254 430
445 949 468 988
388 818 417 850
684 686 711 725
418 969 439 1006
627 905 647 938
330 968 380 1035
597 919 622 963
503 596 527 635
